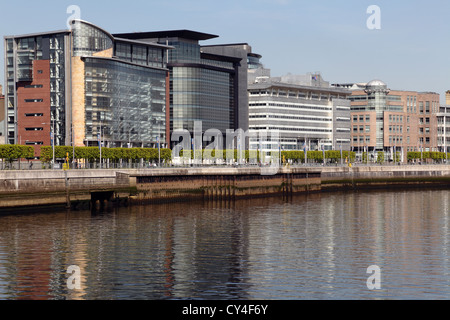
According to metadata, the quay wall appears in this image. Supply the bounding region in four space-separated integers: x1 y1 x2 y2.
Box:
320 165 450 190
0 165 448 210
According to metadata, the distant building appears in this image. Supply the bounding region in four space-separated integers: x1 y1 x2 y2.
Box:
437 105 450 154
334 80 441 161
248 68 352 152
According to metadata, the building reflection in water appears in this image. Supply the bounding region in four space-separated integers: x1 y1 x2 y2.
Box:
0 188 448 300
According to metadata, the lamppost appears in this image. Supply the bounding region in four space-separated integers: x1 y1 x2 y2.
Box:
99 126 102 169
42 120 56 169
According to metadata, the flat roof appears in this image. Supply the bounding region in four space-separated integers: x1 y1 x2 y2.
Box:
249 81 351 95
114 37 174 50
113 30 218 41
4 29 70 39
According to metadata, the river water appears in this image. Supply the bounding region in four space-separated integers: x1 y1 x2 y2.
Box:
0 188 449 300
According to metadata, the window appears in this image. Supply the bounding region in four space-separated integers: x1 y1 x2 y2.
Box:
365 126 370 133
359 126 364 132
359 116 364 122
25 99 43 103
37 70 43 74
25 113 44 117
353 115 358 122
25 127 44 131
366 115 370 122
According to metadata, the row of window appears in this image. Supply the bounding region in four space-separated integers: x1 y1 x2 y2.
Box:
249 114 332 122
25 99 43 103
250 102 332 112
352 136 432 146
353 126 371 133
353 115 371 122
353 136 371 144
249 90 346 101
250 126 332 133
389 115 404 123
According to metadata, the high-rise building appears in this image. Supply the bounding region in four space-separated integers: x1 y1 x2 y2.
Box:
334 80 441 161
113 30 248 147
4 20 171 156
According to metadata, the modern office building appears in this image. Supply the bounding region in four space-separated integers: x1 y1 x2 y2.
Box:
334 80 441 161
4 20 171 156
0 85 4 144
248 70 352 152
113 30 249 147
201 43 251 133
437 104 450 153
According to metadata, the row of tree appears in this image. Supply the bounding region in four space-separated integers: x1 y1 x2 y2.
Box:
0 145 449 165
407 151 450 162
40 146 172 164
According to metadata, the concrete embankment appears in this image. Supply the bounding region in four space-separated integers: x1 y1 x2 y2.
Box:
0 165 449 211
320 165 450 191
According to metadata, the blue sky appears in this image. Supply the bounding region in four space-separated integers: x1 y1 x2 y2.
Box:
1 0 450 101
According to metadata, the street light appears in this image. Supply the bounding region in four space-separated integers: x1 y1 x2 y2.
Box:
42 120 55 169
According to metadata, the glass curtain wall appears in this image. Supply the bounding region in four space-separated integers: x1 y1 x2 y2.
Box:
84 58 166 148
171 66 234 133
72 21 114 56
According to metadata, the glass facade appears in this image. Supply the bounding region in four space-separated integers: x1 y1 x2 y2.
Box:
171 66 234 133
114 41 165 68
72 21 114 56
84 58 167 147
164 38 238 137
6 38 15 144
167 39 201 63
5 21 172 151
49 34 67 146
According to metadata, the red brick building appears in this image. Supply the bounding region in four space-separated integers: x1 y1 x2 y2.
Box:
335 80 440 162
16 60 52 157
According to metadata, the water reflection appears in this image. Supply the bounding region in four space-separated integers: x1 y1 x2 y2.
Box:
0 189 449 300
